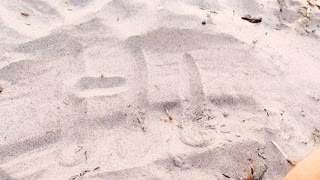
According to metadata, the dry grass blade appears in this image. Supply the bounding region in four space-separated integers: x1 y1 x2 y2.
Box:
272 141 296 167
20 12 30 16
162 104 173 123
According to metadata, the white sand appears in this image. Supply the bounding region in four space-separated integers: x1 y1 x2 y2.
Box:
1 0 320 179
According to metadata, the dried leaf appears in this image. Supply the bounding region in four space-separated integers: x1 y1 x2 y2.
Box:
241 15 262 23
248 167 253 180
247 159 255 180
313 133 320 139
20 12 30 16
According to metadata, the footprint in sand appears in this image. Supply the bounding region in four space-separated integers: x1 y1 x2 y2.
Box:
57 76 129 167
58 37 151 166
74 76 128 97
178 53 209 148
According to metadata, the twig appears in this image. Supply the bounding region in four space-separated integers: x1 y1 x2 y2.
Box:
272 141 296 166
137 117 142 124
80 170 90 176
93 167 100 171
164 104 173 121
222 174 230 178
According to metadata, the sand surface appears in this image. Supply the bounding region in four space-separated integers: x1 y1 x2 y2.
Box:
1 0 320 179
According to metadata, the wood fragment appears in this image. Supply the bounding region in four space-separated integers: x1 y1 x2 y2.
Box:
20 12 30 16
222 174 230 178
272 141 296 167
241 15 262 23
93 167 100 171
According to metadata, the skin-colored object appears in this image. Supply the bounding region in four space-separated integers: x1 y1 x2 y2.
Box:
285 148 320 180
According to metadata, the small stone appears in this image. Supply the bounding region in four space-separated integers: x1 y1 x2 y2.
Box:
202 21 206 25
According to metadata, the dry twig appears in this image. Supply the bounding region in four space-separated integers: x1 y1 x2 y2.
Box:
241 15 262 23
272 141 296 167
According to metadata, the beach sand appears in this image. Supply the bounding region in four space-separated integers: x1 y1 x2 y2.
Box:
1 0 320 179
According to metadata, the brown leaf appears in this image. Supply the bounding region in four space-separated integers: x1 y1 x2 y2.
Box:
247 160 254 180
248 168 253 180
314 133 320 139
20 12 30 16
241 15 262 23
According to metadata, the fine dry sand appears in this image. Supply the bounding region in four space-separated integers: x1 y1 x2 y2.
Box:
1 0 320 179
